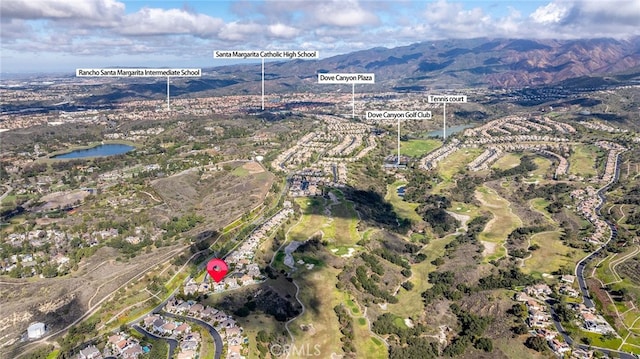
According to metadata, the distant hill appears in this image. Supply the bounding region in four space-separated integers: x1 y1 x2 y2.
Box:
76 37 640 101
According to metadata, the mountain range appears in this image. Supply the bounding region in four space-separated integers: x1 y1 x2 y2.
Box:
72 37 640 104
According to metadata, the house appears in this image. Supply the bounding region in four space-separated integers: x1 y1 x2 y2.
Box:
122 344 144 359
181 339 199 351
115 339 129 352
152 318 166 333
571 348 592 359
176 301 191 313
221 318 236 328
561 274 576 284
526 284 552 297
143 315 159 327
201 307 217 318
108 334 125 346
177 350 197 359
212 312 227 322
560 285 579 297
536 328 558 341
526 300 544 312
549 338 571 354
77 345 102 359
188 303 204 316
174 323 190 336
161 322 177 334
228 345 243 359
226 326 242 337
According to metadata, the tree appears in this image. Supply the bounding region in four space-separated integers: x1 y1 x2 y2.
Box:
475 337 493 352
512 324 528 335
525 336 548 352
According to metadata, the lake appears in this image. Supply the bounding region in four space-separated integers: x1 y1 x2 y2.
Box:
52 143 135 159
426 124 475 138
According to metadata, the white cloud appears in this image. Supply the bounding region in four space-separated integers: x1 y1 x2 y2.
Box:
2 0 640 72
530 2 570 24
218 21 262 41
0 0 124 26
423 0 493 38
528 0 640 38
118 7 223 37
268 23 299 38
0 18 34 43
314 0 378 27
580 0 640 23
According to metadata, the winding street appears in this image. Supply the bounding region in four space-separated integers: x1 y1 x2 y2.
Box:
132 325 178 359
159 310 223 359
546 300 635 359
574 151 623 308
563 151 637 358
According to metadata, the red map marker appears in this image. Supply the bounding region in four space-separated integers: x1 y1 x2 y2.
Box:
206 258 228 283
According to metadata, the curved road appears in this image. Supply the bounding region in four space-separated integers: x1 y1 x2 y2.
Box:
132 325 178 359
568 151 636 358
547 300 635 359
159 310 223 359
575 151 623 308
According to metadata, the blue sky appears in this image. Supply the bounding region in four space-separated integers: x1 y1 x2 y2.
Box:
1 0 640 73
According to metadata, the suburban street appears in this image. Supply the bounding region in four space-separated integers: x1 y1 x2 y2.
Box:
132 325 177 359
160 311 223 359
574 151 623 308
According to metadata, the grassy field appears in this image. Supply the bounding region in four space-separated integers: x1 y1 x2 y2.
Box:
577 330 623 350
288 266 344 358
531 157 552 179
492 153 521 170
198 326 217 359
236 313 286 359
595 254 621 285
522 231 577 278
46 350 60 359
287 197 328 242
326 198 360 247
594 246 640 341
434 148 484 193
340 292 386 359
529 198 553 223
385 181 423 224
400 139 442 157
492 153 551 182
450 201 481 218
475 186 523 262
231 166 250 177
569 144 600 177
388 235 457 318
288 193 360 257
494 337 548 359
352 321 386 359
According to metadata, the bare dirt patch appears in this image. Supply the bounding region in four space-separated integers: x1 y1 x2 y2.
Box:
152 160 275 230
481 241 498 257
35 190 92 211
0 245 183 357
242 161 265 174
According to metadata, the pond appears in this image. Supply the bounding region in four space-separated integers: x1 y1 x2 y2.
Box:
51 143 135 159
426 124 475 138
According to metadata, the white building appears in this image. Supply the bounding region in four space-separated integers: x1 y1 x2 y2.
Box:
27 322 45 339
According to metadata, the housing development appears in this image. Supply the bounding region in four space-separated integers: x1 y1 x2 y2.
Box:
2 36 640 359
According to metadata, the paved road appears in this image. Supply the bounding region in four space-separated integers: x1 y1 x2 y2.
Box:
566 152 637 358
547 300 635 359
0 185 12 202
574 153 622 308
132 325 177 359
160 311 223 359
